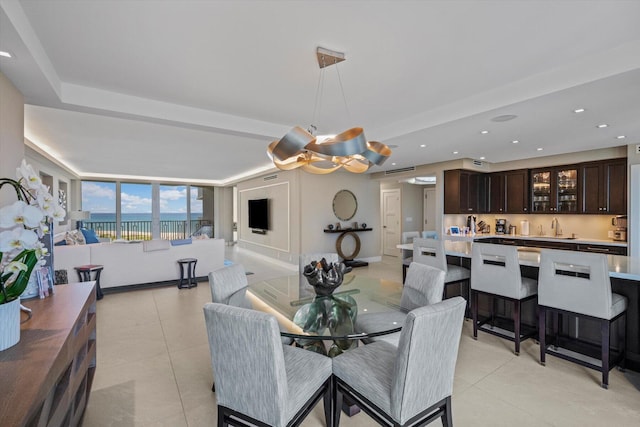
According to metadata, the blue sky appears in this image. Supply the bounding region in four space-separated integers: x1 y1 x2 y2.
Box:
82 182 203 214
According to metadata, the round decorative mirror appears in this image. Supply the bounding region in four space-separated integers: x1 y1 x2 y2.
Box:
333 189 357 221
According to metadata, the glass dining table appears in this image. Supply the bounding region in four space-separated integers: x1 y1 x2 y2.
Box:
246 274 407 356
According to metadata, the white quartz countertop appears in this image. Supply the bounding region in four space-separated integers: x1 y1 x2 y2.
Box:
444 233 628 247
397 240 640 281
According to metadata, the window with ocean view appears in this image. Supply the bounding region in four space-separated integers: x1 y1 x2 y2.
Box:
82 181 214 240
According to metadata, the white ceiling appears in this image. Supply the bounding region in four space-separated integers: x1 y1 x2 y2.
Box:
1 0 639 184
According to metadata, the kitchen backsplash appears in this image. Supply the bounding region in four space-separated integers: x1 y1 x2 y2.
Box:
443 214 621 241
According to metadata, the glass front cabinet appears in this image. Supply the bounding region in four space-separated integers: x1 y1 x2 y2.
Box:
531 166 578 213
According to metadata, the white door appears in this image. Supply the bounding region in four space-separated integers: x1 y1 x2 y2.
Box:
382 189 401 256
423 188 436 231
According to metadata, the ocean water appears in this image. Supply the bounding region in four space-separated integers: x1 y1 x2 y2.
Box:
89 213 201 222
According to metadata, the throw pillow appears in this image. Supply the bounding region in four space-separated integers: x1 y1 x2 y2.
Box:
80 228 100 244
54 240 67 246
65 230 86 245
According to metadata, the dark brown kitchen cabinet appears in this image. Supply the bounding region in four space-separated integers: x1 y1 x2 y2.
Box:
580 158 626 214
489 172 506 213
531 165 579 213
444 169 487 214
505 169 529 213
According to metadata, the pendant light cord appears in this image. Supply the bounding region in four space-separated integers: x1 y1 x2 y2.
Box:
335 59 353 124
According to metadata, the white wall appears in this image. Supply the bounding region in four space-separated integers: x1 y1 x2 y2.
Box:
0 71 24 205
628 144 640 256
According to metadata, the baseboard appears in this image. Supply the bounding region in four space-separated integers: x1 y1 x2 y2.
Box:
101 276 208 294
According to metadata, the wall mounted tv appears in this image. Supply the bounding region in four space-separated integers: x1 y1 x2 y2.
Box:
248 198 269 231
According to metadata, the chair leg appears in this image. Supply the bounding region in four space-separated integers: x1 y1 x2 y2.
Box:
620 313 627 371
217 407 226 427
323 378 333 427
552 311 560 349
601 319 610 389
472 290 478 340
514 300 521 356
402 264 407 284
332 377 343 427
490 296 496 328
539 307 546 366
441 396 453 427
212 381 215 392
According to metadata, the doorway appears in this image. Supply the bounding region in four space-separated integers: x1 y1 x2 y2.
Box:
381 189 401 256
423 187 436 231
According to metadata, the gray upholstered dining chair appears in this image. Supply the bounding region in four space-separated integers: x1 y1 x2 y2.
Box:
538 249 627 389
332 297 466 427
355 262 445 346
471 243 538 355
400 231 421 282
203 303 333 427
208 263 252 309
413 237 470 301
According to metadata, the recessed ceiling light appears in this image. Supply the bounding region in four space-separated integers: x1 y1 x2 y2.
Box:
453 151 459 154
616 135 626 139
512 140 519 144
391 162 396 166
479 156 486 160
420 144 426 148
0 50 12 58
573 108 586 113
537 148 543 151
597 124 608 128
480 130 489 134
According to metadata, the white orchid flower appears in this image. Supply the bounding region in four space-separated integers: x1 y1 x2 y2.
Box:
0 228 39 252
17 160 42 190
52 205 66 222
2 261 28 285
0 201 44 229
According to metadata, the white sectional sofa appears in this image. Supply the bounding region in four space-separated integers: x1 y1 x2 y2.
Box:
53 238 225 289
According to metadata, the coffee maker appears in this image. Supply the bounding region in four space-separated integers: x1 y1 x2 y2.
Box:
495 219 507 234
612 215 627 241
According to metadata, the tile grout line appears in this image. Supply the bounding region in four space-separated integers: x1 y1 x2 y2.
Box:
152 288 191 427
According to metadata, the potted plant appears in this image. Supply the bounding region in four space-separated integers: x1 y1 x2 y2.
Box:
0 160 65 351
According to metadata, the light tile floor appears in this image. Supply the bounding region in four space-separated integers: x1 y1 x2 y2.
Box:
84 247 640 426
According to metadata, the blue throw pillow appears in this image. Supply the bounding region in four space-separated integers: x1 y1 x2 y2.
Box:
80 228 100 244
170 238 192 246
54 239 67 246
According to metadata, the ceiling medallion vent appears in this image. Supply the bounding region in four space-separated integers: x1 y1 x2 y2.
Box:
490 114 518 122
385 166 416 175
267 47 391 174
472 160 484 167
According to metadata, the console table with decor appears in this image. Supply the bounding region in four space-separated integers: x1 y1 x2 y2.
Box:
323 228 372 267
0 282 97 427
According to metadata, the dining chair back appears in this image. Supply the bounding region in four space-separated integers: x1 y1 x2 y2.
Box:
203 303 333 427
208 263 251 309
333 297 466 427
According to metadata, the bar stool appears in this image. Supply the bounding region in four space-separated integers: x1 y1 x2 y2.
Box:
413 237 470 303
538 249 627 389
401 231 420 282
177 258 198 289
470 243 537 355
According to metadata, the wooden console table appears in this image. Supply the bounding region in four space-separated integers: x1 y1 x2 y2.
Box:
0 282 97 427
323 228 372 267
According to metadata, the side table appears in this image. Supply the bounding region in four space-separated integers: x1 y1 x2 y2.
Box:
177 258 198 289
74 264 104 300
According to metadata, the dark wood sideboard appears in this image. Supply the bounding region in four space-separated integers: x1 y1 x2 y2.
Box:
0 282 97 427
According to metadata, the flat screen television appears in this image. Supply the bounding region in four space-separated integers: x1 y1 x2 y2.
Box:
248 198 269 230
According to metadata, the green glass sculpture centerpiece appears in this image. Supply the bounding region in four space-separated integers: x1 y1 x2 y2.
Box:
296 259 355 356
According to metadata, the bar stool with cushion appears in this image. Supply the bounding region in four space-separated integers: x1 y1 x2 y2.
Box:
401 231 421 282
471 243 538 355
203 303 333 427
355 262 445 346
538 249 627 389
332 297 467 427
413 237 470 301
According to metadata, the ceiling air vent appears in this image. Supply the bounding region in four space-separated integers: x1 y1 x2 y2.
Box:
385 166 416 175
263 174 278 181
472 160 484 167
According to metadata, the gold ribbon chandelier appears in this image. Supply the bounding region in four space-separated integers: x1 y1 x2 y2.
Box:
267 47 391 174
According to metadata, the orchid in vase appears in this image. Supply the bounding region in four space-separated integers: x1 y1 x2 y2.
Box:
0 160 65 305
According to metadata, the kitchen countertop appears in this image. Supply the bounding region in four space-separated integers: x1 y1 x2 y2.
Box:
444 233 628 247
